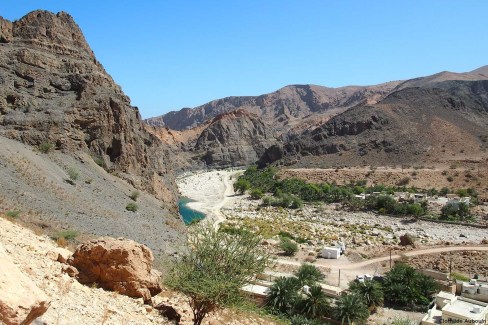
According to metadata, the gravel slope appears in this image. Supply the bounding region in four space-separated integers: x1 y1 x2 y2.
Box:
0 136 185 257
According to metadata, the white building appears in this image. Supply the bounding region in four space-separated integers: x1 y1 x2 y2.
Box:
422 292 488 325
321 247 341 259
458 279 488 303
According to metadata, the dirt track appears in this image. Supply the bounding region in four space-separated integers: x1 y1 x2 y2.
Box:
277 245 488 270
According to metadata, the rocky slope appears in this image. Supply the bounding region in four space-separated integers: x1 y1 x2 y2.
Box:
0 11 178 207
259 80 488 168
0 216 171 325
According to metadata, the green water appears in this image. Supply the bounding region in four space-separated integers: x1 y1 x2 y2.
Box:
178 197 206 225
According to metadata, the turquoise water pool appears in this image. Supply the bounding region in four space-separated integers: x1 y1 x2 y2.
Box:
178 197 206 224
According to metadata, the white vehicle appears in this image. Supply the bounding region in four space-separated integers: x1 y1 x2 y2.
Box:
356 274 373 283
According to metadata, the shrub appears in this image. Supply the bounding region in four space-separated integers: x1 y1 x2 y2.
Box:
396 177 410 186
233 178 251 194
399 233 416 246
446 176 453 182
129 191 140 201
450 272 470 282
67 167 79 181
440 202 470 221
249 188 264 200
93 156 105 167
53 230 78 241
39 142 54 153
167 224 270 325
126 202 138 212
280 237 298 256
6 210 21 218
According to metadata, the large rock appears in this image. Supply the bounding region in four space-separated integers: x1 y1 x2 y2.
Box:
68 238 162 303
0 244 50 325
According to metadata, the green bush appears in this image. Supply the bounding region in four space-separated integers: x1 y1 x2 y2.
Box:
67 167 79 181
53 230 78 241
129 191 140 201
249 188 264 200
39 142 54 153
233 178 251 194
126 202 138 212
440 202 471 221
6 210 21 218
450 272 470 282
280 237 298 256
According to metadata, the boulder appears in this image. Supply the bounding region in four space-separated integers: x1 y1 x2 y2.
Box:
0 244 50 325
67 238 162 303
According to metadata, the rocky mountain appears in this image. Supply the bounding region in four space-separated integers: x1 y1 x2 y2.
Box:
0 11 185 256
259 79 488 168
145 82 402 135
0 10 177 206
147 66 488 170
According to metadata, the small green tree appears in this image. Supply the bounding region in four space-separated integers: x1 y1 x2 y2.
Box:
280 237 298 256
233 178 251 195
333 294 370 325
166 224 270 325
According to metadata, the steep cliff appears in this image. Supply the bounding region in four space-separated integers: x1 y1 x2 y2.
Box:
0 11 177 208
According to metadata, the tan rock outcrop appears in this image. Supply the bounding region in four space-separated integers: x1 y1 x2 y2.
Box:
68 238 162 303
0 243 50 325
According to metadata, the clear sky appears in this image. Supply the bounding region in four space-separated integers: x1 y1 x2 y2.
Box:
3 1 488 118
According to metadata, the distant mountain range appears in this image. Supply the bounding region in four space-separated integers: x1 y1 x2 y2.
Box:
146 66 488 169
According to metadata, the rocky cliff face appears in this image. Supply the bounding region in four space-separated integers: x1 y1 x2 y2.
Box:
193 110 277 168
259 80 488 168
0 11 177 207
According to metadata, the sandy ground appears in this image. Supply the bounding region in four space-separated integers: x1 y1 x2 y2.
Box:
177 170 242 226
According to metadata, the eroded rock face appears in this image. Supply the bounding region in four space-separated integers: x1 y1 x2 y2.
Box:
0 11 177 208
67 238 162 303
193 110 277 168
0 244 50 325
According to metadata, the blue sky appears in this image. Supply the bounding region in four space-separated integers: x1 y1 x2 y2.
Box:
3 1 488 118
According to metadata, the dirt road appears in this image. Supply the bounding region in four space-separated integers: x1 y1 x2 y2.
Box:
277 245 488 270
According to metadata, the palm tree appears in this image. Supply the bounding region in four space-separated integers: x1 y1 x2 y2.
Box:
294 263 325 286
266 276 300 314
349 279 384 311
298 285 330 319
333 294 370 325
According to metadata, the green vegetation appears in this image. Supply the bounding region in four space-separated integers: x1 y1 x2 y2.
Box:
333 294 369 325
66 167 79 184
129 191 140 201
295 264 325 286
266 264 330 323
233 178 251 194
383 263 438 308
93 156 105 167
236 166 478 218
6 210 21 218
166 224 270 325
279 237 298 256
38 142 54 153
52 230 78 241
450 272 470 282
126 202 139 212
440 202 472 222
349 279 384 311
